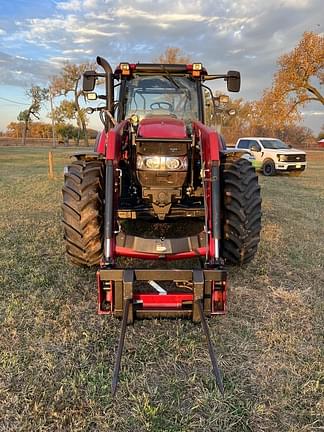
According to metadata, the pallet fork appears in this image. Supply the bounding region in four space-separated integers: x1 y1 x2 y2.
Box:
111 296 224 397
95 119 228 396
97 267 226 396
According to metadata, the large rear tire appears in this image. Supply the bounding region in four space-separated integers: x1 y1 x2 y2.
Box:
62 159 104 266
221 158 262 265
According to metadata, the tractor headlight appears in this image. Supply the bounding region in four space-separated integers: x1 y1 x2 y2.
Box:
165 158 181 170
145 157 161 170
137 155 187 171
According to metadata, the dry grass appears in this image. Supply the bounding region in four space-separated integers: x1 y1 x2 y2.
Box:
0 147 323 432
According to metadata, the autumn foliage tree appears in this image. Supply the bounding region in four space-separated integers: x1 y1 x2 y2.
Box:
222 31 322 142
275 31 324 107
155 47 191 64
7 121 52 138
255 31 324 135
51 100 78 125
50 62 95 145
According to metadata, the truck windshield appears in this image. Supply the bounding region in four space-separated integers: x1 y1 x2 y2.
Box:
124 75 199 122
260 139 290 149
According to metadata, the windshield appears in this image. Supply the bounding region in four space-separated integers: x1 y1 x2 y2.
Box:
123 75 199 122
260 139 290 149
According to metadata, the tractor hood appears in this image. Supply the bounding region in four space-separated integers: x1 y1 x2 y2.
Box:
137 117 187 139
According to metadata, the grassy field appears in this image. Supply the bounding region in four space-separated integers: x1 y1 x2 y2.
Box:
0 146 323 432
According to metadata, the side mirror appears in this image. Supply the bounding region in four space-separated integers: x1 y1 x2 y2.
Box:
250 144 260 152
227 71 241 92
83 70 97 92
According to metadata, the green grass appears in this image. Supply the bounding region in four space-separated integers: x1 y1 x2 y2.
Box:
0 147 323 431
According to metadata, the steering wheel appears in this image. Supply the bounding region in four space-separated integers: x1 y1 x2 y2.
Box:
150 102 173 111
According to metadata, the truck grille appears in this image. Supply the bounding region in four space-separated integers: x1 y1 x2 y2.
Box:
286 154 306 162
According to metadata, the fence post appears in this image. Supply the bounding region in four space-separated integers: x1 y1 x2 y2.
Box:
48 151 54 179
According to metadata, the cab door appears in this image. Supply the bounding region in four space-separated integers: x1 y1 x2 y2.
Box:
248 140 263 168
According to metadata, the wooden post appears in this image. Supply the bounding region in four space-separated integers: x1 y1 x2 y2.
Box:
48 151 54 179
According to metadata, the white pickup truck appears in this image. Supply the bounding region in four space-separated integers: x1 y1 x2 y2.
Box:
235 137 307 176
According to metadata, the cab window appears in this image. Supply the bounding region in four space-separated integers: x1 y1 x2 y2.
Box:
237 139 249 149
248 140 261 151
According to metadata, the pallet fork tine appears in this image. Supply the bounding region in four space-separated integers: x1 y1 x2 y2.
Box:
111 298 130 397
111 297 224 397
197 300 224 396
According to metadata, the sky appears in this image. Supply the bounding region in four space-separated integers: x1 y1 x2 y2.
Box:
0 0 323 134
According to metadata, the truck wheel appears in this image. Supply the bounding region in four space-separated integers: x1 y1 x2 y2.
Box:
221 158 262 265
262 159 276 176
62 159 104 266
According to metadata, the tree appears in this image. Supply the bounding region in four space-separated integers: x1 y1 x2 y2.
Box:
17 86 48 145
6 122 23 138
7 121 55 139
242 32 324 139
221 98 256 144
51 100 77 124
50 62 95 146
278 125 315 148
317 125 324 141
252 87 300 136
155 47 191 64
56 123 79 146
269 32 324 114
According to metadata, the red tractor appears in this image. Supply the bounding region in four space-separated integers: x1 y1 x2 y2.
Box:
62 57 261 395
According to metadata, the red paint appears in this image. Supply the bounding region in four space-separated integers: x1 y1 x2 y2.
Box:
134 293 192 309
193 121 221 161
106 120 128 160
192 121 222 260
97 271 114 315
211 284 226 315
138 117 187 139
96 131 107 155
115 245 206 260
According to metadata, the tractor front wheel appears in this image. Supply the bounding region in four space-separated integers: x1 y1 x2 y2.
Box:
62 159 104 266
221 157 262 265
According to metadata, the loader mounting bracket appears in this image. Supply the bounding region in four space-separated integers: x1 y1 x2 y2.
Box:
97 267 227 322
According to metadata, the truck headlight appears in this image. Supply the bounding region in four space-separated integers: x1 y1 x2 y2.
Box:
278 154 288 162
137 155 187 171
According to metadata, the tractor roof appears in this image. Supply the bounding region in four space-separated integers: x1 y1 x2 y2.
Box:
115 63 208 77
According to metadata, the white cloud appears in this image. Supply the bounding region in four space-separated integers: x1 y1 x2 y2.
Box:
63 48 93 54
73 28 118 37
82 0 99 8
279 0 312 8
115 6 206 22
48 56 72 64
56 0 82 11
301 111 324 117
